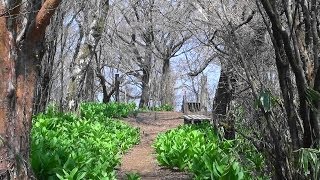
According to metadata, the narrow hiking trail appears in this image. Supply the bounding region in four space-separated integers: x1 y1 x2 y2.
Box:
117 112 192 180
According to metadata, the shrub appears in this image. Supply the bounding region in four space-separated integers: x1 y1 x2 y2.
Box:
151 104 174 111
295 148 320 180
80 102 136 119
31 105 139 180
138 104 174 112
125 172 141 180
153 123 249 179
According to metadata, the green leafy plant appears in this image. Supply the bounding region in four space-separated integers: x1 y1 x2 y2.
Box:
80 102 136 119
56 167 86 180
255 90 281 112
138 104 174 112
234 138 267 178
306 88 320 112
153 123 263 179
295 148 320 180
151 104 174 111
31 104 139 180
125 172 141 180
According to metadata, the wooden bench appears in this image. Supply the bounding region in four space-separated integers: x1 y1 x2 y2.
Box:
183 114 211 124
182 102 201 113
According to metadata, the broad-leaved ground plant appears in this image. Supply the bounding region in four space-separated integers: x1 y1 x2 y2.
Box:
154 123 267 179
31 103 139 180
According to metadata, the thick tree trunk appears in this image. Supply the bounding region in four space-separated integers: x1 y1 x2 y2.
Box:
34 62 53 114
34 28 57 114
0 48 37 179
0 34 41 180
67 0 109 109
213 70 235 139
0 0 61 178
139 32 153 108
83 65 95 101
160 59 173 106
139 69 150 108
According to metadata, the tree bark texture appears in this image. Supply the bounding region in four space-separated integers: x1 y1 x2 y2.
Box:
138 31 153 108
213 70 235 139
34 27 58 114
260 0 320 148
199 75 209 113
0 0 61 178
67 1 109 110
160 59 174 106
139 69 151 108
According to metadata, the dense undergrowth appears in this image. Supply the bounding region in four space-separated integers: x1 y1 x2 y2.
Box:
80 102 137 119
138 104 174 112
154 123 267 180
31 102 139 180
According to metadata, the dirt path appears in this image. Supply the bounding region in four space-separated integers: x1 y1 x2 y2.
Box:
117 112 192 180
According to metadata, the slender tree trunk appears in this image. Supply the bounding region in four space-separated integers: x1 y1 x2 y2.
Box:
199 75 208 113
272 26 301 149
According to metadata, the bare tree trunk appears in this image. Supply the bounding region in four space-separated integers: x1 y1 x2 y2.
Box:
199 75 208 113
34 41 56 113
96 73 110 103
139 69 150 108
272 27 301 149
160 59 173 106
259 0 320 148
0 1 61 178
67 1 109 109
139 28 153 108
34 54 54 114
213 70 235 139
33 12 60 114
83 64 95 102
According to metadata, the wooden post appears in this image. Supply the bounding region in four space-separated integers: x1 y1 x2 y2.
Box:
115 74 120 102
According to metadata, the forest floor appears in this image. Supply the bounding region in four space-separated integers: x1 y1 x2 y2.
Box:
116 111 192 180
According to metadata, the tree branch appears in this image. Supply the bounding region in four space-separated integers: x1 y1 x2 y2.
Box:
188 54 218 76
26 0 62 43
234 10 255 30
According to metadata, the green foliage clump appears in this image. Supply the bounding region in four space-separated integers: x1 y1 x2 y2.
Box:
125 172 141 180
80 102 136 119
31 104 139 180
154 123 262 179
151 104 174 111
138 104 174 112
295 148 320 180
235 138 267 178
